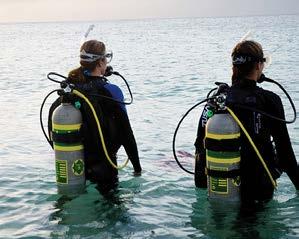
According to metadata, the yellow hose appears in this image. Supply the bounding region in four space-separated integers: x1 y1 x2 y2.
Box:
73 89 129 170
226 107 277 189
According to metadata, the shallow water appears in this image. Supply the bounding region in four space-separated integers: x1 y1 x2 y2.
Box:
0 15 299 238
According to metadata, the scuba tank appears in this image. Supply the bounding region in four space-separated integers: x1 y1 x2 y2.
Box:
205 111 241 201
51 99 85 195
204 93 241 201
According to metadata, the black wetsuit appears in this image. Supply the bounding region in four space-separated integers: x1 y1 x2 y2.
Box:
48 75 141 194
195 78 299 203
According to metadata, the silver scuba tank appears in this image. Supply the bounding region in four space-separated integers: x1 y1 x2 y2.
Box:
205 112 241 201
51 102 85 195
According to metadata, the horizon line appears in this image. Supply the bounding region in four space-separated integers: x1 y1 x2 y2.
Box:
0 13 298 25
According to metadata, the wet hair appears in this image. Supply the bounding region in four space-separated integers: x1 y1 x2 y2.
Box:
68 40 106 83
231 40 264 84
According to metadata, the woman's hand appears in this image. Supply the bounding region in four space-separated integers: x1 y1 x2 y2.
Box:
133 170 142 177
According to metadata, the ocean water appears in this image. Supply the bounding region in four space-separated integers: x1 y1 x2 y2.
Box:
0 15 299 238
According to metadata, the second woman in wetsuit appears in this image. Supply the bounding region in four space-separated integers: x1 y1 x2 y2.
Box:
194 40 299 203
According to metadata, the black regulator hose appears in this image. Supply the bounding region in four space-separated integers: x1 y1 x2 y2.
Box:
258 74 297 124
88 65 134 105
40 89 61 148
47 72 68 84
206 87 218 98
172 98 210 175
110 69 134 105
233 74 297 124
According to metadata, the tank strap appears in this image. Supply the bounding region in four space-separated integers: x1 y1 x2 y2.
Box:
51 131 82 144
205 138 240 152
206 168 240 178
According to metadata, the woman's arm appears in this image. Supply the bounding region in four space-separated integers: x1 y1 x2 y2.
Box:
104 83 142 173
194 105 210 188
267 92 299 189
117 110 142 173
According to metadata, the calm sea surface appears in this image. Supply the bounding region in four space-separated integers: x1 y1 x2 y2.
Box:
0 15 299 238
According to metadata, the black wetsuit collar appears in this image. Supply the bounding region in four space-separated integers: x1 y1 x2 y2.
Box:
82 68 107 83
234 78 257 88
85 74 106 83
74 72 107 92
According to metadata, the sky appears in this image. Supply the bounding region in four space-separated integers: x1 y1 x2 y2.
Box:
0 0 298 23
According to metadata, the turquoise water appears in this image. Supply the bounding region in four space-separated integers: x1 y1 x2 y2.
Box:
1 15 299 238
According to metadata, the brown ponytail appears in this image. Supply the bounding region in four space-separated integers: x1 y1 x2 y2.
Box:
68 67 85 84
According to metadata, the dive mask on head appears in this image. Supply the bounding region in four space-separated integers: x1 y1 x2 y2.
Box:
105 51 113 63
80 50 113 63
263 53 272 68
232 54 266 66
237 31 272 68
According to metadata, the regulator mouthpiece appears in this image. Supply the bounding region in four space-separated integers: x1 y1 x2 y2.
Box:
257 74 273 83
104 65 114 76
263 54 272 68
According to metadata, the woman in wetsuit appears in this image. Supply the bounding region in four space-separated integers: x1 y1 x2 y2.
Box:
194 40 299 203
49 40 142 195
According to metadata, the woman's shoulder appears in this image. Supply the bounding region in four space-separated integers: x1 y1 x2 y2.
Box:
258 87 280 99
103 83 127 112
104 83 124 101
257 87 282 105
